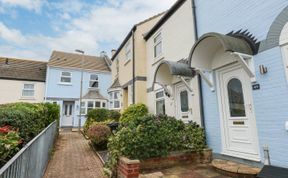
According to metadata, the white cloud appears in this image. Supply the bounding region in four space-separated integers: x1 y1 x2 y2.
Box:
0 0 45 12
0 0 177 60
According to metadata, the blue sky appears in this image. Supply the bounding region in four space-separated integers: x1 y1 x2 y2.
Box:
0 0 176 61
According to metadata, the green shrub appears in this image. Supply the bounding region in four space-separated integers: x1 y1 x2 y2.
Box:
0 126 21 167
120 104 148 123
107 110 121 122
87 123 111 151
0 103 59 144
84 109 120 135
105 115 206 171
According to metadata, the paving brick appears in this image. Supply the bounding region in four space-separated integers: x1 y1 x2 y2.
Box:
43 131 104 178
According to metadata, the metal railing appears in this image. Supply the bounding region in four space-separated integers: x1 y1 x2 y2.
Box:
0 121 58 178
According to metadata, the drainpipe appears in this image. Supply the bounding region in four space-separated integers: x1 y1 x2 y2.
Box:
263 145 271 165
191 0 205 128
132 28 136 104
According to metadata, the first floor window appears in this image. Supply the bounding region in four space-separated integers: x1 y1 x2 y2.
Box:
22 84 35 97
60 71 71 83
89 74 99 88
154 32 162 58
155 90 165 115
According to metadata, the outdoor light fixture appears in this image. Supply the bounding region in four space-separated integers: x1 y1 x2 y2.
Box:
259 65 268 75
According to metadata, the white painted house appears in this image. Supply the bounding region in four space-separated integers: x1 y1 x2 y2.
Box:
0 57 47 104
144 0 202 125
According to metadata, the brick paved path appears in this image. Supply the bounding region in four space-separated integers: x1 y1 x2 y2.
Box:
43 131 104 178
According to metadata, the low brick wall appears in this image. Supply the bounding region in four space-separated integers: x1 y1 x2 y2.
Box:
117 149 212 178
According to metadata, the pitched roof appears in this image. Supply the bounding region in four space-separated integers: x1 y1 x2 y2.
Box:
144 0 186 40
109 78 121 89
111 12 165 61
82 89 107 100
48 51 111 72
0 57 47 82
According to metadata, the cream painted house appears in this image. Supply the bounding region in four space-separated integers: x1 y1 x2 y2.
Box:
144 0 202 124
0 57 47 104
109 13 164 111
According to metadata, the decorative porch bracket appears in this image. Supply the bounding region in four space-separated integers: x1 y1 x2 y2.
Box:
233 52 256 82
196 69 215 92
154 82 173 98
178 76 194 95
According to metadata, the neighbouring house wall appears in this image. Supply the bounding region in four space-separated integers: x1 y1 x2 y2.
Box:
146 0 200 120
46 67 111 99
196 0 288 167
111 14 163 111
0 79 45 104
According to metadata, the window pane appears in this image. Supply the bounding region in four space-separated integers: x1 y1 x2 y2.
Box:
88 101 93 108
90 74 98 80
156 100 165 115
64 105 68 115
156 91 164 99
227 78 246 117
61 77 71 83
154 33 161 43
22 90 34 97
154 42 162 57
180 90 189 112
80 108 86 114
102 102 106 108
24 84 34 89
95 101 101 108
62 72 71 76
114 92 119 99
114 101 120 108
69 105 73 115
89 81 98 88
80 102 85 107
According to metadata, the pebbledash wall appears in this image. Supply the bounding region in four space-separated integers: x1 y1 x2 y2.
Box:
195 0 288 167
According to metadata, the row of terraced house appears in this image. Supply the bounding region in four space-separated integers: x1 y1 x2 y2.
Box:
0 0 287 170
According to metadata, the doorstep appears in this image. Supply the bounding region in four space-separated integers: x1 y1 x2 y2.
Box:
212 159 261 178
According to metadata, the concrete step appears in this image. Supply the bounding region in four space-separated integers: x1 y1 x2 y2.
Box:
212 159 261 178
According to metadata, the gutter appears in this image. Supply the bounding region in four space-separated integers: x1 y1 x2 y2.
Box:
191 0 205 128
132 30 136 104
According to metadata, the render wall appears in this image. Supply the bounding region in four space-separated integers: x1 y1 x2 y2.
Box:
196 0 288 167
0 79 45 104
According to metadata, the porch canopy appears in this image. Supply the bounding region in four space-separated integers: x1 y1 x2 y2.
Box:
188 32 256 90
152 60 196 95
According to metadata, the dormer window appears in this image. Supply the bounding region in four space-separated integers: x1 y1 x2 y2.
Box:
89 74 99 88
154 32 162 58
60 72 71 83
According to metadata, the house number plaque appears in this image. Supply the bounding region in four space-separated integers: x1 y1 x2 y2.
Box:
252 84 260 90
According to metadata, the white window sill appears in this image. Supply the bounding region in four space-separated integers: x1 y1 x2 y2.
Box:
20 97 35 100
152 56 164 66
58 82 72 86
124 59 131 66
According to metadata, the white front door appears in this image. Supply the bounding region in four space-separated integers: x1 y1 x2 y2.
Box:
62 102 74 127
176 84 192 123
217 64 260 161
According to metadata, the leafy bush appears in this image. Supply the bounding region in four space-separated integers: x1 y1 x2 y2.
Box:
0 126 22 167
0 103 59 144
105 115 206 171
87 123 112 150
107 110 121 122
84 109 120 135
120 104 148 123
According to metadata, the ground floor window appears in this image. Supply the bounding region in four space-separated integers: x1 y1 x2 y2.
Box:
155 90 165 115
109 90 121 109
22 83 35 97
80 100 107 115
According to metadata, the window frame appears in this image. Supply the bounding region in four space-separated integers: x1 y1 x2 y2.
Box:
60 71 72 84
80 100 107 115
125 40 132 61
155 90 165 115
109 90 121 110
153 32 163 59
22 83 35 97
89 74 99 88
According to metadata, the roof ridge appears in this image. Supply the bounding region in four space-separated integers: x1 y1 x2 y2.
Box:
136 11 166 26
52 50 103 59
